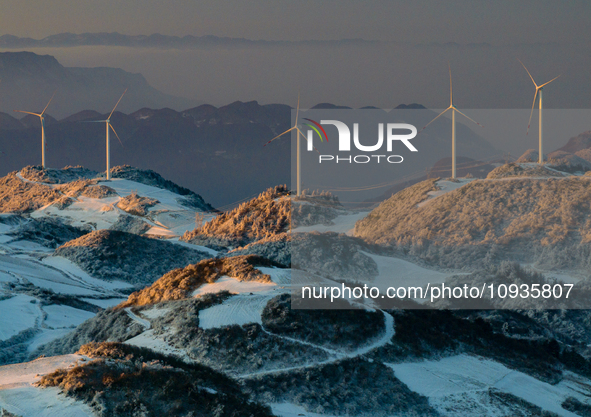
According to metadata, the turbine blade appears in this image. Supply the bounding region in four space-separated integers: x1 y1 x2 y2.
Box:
539 74 561 88
526 90 539 135
296 127 319 153
108 88 128 119
418 107 452 134
295 91 300 127
518 59 538 87
448 61 453 106
263 127 295 146
109 123 124 147
454 108 484 128
40 91 56 116
14 110 41 116
80 120 108 123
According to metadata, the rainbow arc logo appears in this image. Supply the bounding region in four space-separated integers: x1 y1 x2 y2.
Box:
302 119 329 142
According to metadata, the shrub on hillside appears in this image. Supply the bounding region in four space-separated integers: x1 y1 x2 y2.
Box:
147 297 329 374
54 230 210 283
116 192 159 216
228 232 291 267
181 185 290 247
38 342 273 417
118 255 276 308
31 308 143 358
262 294 384 350
0 171 63 213
244 358 437 416
355 176 591 270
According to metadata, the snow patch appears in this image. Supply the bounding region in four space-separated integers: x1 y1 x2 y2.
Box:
43 305 95 329
271 402 337 417
258 267 291 286
418 178 474 208
198 293 275 329
125 329 188 358
193 276 277 297
0 294 40 341
388 355 586 417
293 211 370 235
0 386 94 416
140 306 171 320
364 251 451 290
0 354 87 388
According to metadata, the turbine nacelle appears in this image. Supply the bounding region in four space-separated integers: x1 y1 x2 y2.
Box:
13 91 56 168
519 60 560 145
79 89 127 180
263 92 318 196
417 64 483 179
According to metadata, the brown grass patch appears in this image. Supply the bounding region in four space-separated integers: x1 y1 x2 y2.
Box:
118 255 275 308
181 185 290 245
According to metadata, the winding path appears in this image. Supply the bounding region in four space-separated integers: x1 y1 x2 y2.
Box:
237 309 395 379
124 308 152 329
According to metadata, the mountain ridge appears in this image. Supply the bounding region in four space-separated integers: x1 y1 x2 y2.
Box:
0 51 199 117
0 32 378 49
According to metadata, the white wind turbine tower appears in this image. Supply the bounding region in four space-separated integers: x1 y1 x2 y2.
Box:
14 91 56 169
263 93 313 196
419 64 483 179
84 89 127 180
519 60 560 164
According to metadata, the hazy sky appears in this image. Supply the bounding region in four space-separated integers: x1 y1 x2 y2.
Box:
1 0 589 45
0 1 590 110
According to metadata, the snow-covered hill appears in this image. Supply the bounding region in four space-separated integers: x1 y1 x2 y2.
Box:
0 354 94 416
355 163 591 273
3 171 591 416
0 165 214 366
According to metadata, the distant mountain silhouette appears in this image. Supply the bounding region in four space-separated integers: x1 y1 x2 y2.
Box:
554 130 591 154
395 103 427 109
0 51 199 118
0 101 292 207
310 103 353 110
0 32 377 49
0 55 504 208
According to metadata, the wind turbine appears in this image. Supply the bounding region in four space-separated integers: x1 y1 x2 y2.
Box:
519 60 560 164
263 93 313 196
419 64 483 179
14 91 56 168
84 89 127 180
